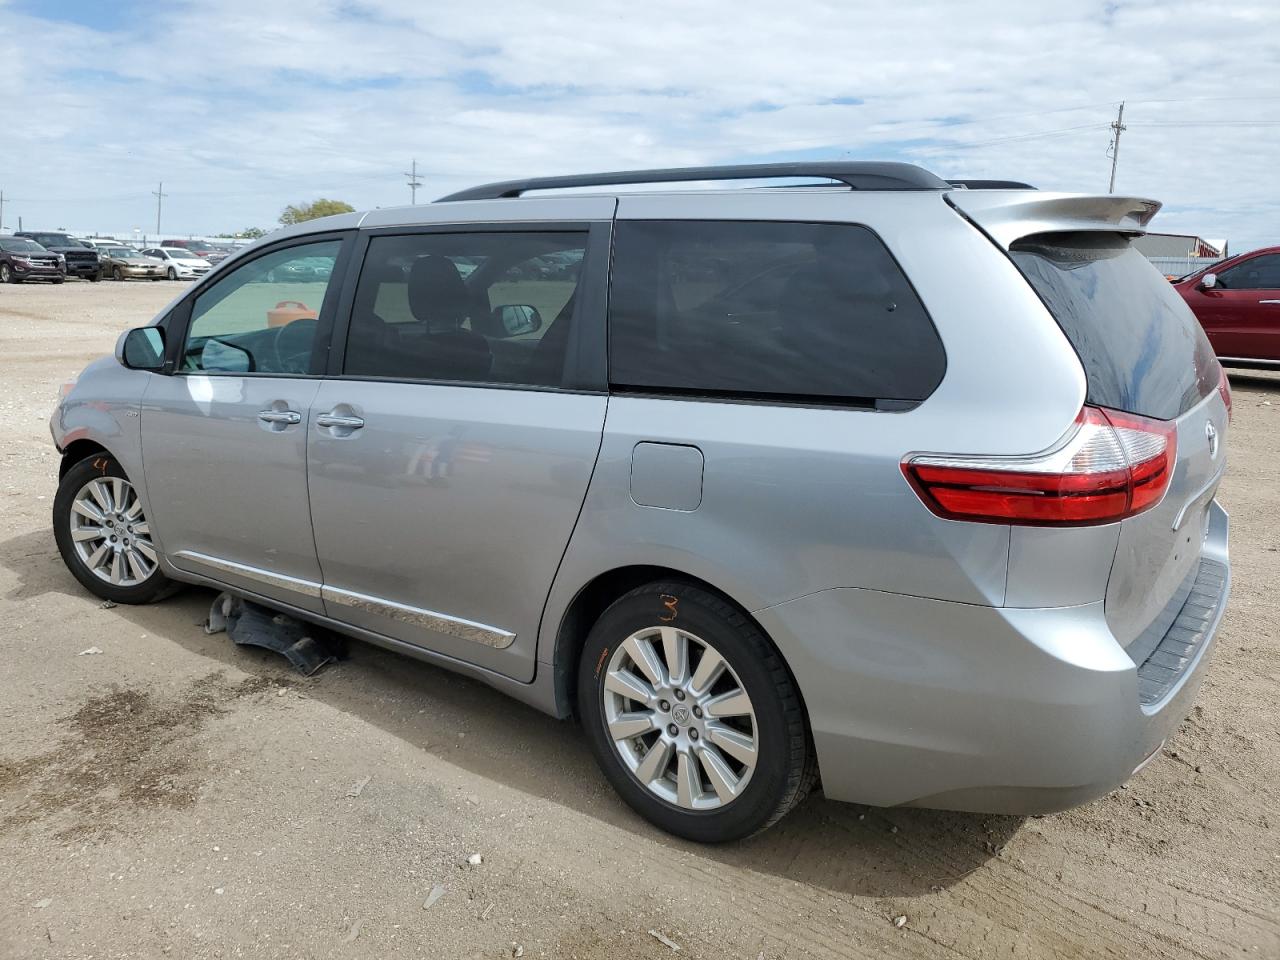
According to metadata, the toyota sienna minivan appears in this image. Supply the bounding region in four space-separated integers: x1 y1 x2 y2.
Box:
50 162 1231 842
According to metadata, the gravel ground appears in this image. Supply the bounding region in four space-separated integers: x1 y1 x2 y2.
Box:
1 279 1277 959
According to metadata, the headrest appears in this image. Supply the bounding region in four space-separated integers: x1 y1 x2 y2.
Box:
408 255 469 327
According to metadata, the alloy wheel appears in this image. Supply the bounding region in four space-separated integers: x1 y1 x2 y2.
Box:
603 625 758 810
68 476 158 586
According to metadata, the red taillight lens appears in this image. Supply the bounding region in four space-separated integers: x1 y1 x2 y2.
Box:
1217 366 1232 422
902 406 1176 526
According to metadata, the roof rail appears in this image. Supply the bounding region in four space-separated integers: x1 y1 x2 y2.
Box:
947 179 1037 190
436 162 951 202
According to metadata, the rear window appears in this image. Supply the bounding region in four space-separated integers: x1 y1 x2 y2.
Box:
608 220 946 407
1010 233 1218 420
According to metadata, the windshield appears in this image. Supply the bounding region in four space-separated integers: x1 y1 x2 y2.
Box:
105 247 135 258
1011 232 1218 420
1 239 47 253
30 235 71 247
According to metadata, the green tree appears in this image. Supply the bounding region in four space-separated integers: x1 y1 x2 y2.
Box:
279 199 355 225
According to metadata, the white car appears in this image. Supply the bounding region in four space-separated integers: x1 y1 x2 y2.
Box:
141 247 212 280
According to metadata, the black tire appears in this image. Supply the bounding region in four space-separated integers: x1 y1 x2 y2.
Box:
577 581 816 842
167 267 177 280
0 263 14 283
89 272 101 282
114 266 125 281
52 277 64 284
53 453 179 605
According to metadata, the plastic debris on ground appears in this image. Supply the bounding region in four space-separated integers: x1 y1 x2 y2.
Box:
204 592 341 676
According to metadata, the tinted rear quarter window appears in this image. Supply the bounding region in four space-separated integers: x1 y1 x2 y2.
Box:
608 220 945 406
1010 233 1217 420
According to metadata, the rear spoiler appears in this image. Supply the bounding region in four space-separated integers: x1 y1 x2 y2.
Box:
945 191 1161 250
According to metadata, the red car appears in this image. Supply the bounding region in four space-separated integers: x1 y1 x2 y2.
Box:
1174 246 1280 367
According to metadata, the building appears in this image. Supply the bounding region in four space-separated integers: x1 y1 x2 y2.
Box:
1132 232 1227 280
1132 232 1227 259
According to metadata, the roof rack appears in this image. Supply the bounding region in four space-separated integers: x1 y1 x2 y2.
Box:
436 162 952 202
947 179 1037 190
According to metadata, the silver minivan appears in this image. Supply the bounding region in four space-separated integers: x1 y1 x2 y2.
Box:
51 163 1231 842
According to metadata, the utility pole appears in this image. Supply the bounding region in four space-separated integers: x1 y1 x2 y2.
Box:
1107 101 1126 194
404 160 423 205
0 190 5 233
152 182 167 236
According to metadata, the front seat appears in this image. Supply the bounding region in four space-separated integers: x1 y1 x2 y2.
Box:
407 256 492 382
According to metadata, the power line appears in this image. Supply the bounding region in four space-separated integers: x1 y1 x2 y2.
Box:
942 122 1111 150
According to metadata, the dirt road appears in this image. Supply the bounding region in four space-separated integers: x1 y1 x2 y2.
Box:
1 280 1277 959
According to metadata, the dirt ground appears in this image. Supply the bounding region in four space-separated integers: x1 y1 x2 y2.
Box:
1 279 1277 960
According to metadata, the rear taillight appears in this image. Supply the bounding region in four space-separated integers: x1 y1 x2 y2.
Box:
1217 366 1232 422
902 406 1176 526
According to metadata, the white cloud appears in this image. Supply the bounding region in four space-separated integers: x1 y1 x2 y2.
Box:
0 0 1277 249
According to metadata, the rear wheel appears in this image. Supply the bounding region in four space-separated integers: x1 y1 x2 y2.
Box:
578 581 815 842
53 454 177 605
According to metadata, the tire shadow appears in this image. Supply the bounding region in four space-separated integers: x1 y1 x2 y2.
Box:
0 526 1018 899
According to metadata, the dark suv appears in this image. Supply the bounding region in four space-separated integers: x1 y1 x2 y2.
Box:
14 232 101 280
0 237 66 283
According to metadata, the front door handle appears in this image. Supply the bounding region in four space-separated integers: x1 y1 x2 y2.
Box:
316 412 365 430
258 410 302 425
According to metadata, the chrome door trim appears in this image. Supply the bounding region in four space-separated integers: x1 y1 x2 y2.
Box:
321 585 516 649
171 550 323 598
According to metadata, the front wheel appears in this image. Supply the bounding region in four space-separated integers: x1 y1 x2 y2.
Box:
167 267 177 280
577 581 815 842
53 454 178 604
114 266 126 281
0 263 14 283
89 272 101 282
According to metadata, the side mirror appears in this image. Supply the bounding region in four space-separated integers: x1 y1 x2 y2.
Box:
117 326 165 371
492 303 542 337
1199 273 1218 290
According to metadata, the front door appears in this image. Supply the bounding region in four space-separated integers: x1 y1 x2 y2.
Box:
141 235 349 612
1197 252 1280 362
306 224 610 681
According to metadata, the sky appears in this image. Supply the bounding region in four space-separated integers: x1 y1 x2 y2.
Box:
1 0 1278 251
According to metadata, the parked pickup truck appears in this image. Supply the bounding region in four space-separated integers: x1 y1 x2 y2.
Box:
14 232 102 280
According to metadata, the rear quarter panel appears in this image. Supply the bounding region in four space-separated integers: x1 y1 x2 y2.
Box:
538 190 1088 667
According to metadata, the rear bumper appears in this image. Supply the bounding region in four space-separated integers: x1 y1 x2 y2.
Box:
755 500 1230 813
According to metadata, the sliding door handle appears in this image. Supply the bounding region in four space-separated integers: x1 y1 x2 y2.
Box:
316 413 365 430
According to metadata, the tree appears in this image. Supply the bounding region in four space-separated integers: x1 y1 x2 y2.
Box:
215 227 266 239
279 199 355 225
